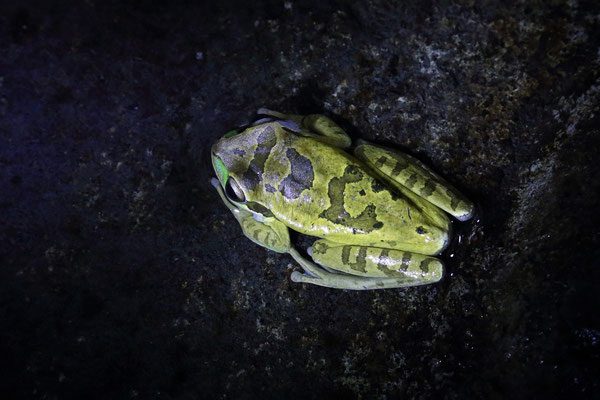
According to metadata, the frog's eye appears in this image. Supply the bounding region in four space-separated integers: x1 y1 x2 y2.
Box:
225 178 246 203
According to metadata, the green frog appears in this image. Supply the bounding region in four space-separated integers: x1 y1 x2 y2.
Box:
210 109 473 290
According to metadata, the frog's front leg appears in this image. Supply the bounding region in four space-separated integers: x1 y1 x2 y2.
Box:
257 108 352 149
213 178 353 285
354 142 474 221
290 239 443 290
211 178 291 253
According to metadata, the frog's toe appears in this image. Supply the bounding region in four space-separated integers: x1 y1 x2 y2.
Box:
257 108 286 119
454 206 474 221
250 117 275 126
276 119 301 132
290 271 304 282
291 270 320 282
257 107 272 115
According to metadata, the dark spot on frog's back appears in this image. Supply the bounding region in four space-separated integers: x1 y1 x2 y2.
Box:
346 165 361 176
278 148 314 200
371 179 386 193
373 222 384 229
242 126 277 190
319 165 382 233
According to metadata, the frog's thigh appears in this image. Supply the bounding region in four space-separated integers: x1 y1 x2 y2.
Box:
310 239 443 286
354 142 474 221
237 214 291 254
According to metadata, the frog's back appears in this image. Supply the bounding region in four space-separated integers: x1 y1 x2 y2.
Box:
259 129 450 255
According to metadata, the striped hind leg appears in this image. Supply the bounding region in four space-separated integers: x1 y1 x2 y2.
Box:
354 142 474 221
288 239 444 290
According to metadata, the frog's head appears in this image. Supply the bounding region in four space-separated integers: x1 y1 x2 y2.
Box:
212 119 286 218
211 127 253 209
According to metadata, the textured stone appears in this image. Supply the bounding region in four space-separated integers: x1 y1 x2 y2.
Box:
0 1 598 399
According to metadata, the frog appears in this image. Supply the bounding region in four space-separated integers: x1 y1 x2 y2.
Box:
210 109 474 290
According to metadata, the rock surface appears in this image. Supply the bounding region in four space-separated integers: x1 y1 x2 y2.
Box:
1 1 598 398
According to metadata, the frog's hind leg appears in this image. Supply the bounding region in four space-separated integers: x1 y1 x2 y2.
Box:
289 248 430 290
288 240 443 290
354 142 474 221
257 108 352 149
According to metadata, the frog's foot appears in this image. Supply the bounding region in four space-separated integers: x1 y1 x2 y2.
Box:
354 141 474 221
290 270 427 290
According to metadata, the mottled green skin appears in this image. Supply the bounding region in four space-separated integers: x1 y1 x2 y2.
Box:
211 110 473 290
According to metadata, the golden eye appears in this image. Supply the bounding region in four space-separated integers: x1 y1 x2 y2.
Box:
225 178 246 203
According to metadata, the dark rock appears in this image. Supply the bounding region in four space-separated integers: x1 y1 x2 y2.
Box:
1 0 598 398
